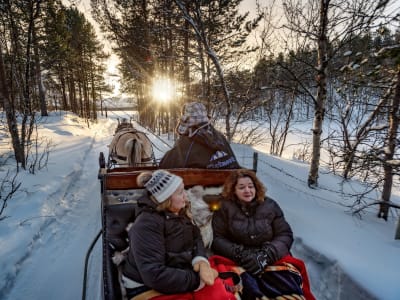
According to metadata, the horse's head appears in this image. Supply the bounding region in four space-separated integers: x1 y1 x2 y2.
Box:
115 120 134 133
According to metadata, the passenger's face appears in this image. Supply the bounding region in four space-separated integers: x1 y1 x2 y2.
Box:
169 183 187 213
235 177 256 203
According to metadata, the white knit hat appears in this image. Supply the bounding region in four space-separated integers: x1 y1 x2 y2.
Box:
144 170 183 203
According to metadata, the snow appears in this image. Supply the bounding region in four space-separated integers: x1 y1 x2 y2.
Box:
0 111 399 300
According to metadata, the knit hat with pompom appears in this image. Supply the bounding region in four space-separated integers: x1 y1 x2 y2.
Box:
143 170 183 203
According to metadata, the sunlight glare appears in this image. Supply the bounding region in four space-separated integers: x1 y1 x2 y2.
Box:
105 54 121 97
152 77 175 103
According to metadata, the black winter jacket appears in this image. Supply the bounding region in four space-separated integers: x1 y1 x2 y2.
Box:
122 195 207 294
159 124 240 169
212 197 293 263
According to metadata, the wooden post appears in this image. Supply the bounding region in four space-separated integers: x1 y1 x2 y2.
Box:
253 152 258 172
395 217 400 240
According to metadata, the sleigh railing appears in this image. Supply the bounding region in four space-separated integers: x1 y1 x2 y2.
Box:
100 167 237 191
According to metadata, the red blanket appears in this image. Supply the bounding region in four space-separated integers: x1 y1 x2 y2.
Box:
209 254 316 300
276 255 316 300
139 255 315 300
148 256 237 300
150 277 236 300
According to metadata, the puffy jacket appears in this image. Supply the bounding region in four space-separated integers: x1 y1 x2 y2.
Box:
122 195 207 294
212 197 293 263
159 124 240 169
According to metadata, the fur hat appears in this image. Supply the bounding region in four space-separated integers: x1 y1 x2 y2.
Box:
177 102 210 135
144 170 183 203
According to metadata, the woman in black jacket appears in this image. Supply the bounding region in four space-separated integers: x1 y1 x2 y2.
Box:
121 170 218 297
212 169 294 275
212 169 316 300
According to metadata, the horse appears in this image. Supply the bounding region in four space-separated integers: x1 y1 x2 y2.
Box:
108 125 155 168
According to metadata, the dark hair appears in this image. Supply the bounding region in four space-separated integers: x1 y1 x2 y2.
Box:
222 169 266 203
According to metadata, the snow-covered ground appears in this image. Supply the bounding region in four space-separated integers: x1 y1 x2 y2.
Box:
0 111 399 300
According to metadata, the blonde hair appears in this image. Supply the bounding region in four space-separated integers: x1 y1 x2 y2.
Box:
137 171 192 218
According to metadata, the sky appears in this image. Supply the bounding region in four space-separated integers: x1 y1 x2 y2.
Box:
0 110 399 300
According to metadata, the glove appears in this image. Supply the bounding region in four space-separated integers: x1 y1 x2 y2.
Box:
239 250 270 275
193 261 218 286
261 243 279 264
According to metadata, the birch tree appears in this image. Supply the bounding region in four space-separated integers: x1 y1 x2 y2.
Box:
379 67 400 220
375 43 400 220
282 0 392 187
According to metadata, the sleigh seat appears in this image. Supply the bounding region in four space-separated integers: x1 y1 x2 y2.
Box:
100 168 235 300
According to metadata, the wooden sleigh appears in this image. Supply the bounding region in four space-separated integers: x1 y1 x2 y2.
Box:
82 154 243 300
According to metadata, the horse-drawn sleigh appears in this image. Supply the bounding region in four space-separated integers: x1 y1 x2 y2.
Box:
83 121 241 300
82 119 315 300
83 162 239 300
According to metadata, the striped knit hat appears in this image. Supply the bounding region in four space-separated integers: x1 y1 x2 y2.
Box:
144 170 183 203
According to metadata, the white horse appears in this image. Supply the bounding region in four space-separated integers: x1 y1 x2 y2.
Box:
108 126 155 167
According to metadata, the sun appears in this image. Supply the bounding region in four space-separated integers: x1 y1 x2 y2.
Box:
151 77 175 103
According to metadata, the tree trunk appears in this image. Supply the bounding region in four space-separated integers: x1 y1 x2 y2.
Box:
59 68 68 110
90 63 97 121
78 81 84 117
83 72 90 121
33 23 48 117
278 93 295 157
183 19 190 97
20 0 38 170
175 0 232 141
308 0 329 187
68 74 77 113
198 24 231 141
197 37 206 100
0 43 24 165
378 69 400 220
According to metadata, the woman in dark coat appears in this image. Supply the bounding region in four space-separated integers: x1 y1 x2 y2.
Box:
122 170 218 297
212 169 293 274
212 169 316 300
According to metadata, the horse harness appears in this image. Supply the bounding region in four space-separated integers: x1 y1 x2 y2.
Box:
111 129 154 163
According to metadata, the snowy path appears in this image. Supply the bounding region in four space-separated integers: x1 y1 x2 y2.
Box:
2 125 111 300
1 113 393 300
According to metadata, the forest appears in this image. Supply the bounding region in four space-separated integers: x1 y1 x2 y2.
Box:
0 0 399 220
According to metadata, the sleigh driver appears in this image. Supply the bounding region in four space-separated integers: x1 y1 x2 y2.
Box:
159 102 240 169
